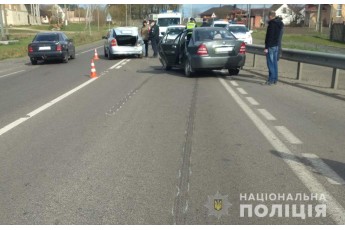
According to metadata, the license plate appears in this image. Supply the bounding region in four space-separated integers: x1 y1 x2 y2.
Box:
39 46 51 51
215 47 233 53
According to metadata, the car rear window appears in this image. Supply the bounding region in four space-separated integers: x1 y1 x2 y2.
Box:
167 28 184 35
34 34 59 42
213 24 228 28
195 29 236 42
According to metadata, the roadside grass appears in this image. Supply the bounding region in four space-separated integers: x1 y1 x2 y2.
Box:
0 25 106 60
251 28 345 51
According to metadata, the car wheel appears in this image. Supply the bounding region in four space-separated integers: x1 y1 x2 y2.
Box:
138 54 143 59
104 47 108 58
30 58 37 65
63 52 69 63
228 68 239 76
184 59 193 77
70 51 76 59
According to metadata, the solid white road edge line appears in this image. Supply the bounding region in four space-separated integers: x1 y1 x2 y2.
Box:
246 97 260 106
303 153 345 185
219 78 345 224
258 108 277 121
0 78 98 137
0 70 25 79
275 126 303 144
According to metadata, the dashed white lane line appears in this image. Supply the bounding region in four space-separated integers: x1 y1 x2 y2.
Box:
275 126 303 144
258 108 276 121
219 78 345 224
246 97 259 106
116 66 122 69
0 78 98 137
303 153 345 185
77 46 103 55
230 80 239 86
0 70 25 79
237 88 247 95
109 59 129 70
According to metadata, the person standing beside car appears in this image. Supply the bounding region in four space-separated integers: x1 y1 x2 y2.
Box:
263 11 284 85
141 20 149 57
149 20 159 58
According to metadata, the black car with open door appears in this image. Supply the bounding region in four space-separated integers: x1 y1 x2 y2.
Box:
158 27 246 77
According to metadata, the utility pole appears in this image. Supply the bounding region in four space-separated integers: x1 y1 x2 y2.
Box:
316 4 321 33
0 4 6 41
126 4 127 26
97 6 99 31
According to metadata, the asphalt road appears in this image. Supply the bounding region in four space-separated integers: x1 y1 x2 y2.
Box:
0 43 344 224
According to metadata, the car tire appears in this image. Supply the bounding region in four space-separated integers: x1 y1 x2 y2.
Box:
228 68 240 76
184 59 193 77
138 54 143 59
30 58 37 65
104 47 108 58
70 51 76 59
63 52 69 63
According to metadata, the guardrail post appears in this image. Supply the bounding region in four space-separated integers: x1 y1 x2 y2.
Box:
297 62 303 80
252 53 256 68
331 68 339 89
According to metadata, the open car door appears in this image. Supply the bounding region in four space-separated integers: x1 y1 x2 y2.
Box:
159 32 183 66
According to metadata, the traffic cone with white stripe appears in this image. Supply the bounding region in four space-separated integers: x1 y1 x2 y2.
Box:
93 49 100 60
90 59 97 78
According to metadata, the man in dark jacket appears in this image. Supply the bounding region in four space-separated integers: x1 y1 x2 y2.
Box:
263 11 284 85
201 18 209 27
149 20 160 58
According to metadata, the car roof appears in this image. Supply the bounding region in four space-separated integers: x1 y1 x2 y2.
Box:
213 21 229 24
194 27 228 31
228 24 246 27
167 25 185 28
36 32 64 35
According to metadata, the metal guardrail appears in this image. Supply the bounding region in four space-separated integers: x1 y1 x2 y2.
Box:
246 44 345 89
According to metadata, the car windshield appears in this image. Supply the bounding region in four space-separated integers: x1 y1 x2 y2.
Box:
34 34 59 42
228 26 249 33
195 29 236 42
157 18 180 27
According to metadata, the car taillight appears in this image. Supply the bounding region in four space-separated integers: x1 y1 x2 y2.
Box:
56 44 62 51
239 42 246 54
111 39 117 46
28 45 33 53
197 44 208 56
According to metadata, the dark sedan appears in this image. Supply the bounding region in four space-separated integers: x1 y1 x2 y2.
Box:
28 32 76 65
159 27 246 77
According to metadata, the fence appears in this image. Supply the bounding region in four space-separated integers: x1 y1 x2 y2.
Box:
246 44 345 90
330 21 345 43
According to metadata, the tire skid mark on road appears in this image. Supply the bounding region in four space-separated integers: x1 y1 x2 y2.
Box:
173 78 198 224
105 76 152 116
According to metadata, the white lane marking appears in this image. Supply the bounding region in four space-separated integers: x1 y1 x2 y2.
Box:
275 126 303 144
237 88 247 95
258 109 276 121
116 66 122 69
230 80 239 86
303 153 345 185
0 118 29 136
109 59 128 70
78 46 103 55
218 78 345 224
0 78 98 136
246 97 259 106
0 70 25 79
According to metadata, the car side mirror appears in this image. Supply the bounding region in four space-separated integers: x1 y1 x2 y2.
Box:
249 30 253 34
102 36 107 39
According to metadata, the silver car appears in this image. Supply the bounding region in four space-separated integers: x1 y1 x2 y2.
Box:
103 27 144 59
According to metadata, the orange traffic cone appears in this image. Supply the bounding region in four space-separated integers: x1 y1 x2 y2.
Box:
93 49 99 60
90 59 97 78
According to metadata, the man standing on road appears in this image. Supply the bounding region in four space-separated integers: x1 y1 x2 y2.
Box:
141 20 149 57
201 17 209 27
263 11 284 85
149 20 159 58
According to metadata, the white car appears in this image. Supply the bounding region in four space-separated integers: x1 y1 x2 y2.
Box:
228 24 253 44
103 27 144 59
211 20 230 29
164 25 185 41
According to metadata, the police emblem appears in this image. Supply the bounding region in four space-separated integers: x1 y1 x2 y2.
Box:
205 191 232 219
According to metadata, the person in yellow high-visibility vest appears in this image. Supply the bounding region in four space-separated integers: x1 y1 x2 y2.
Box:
186 17 197 35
